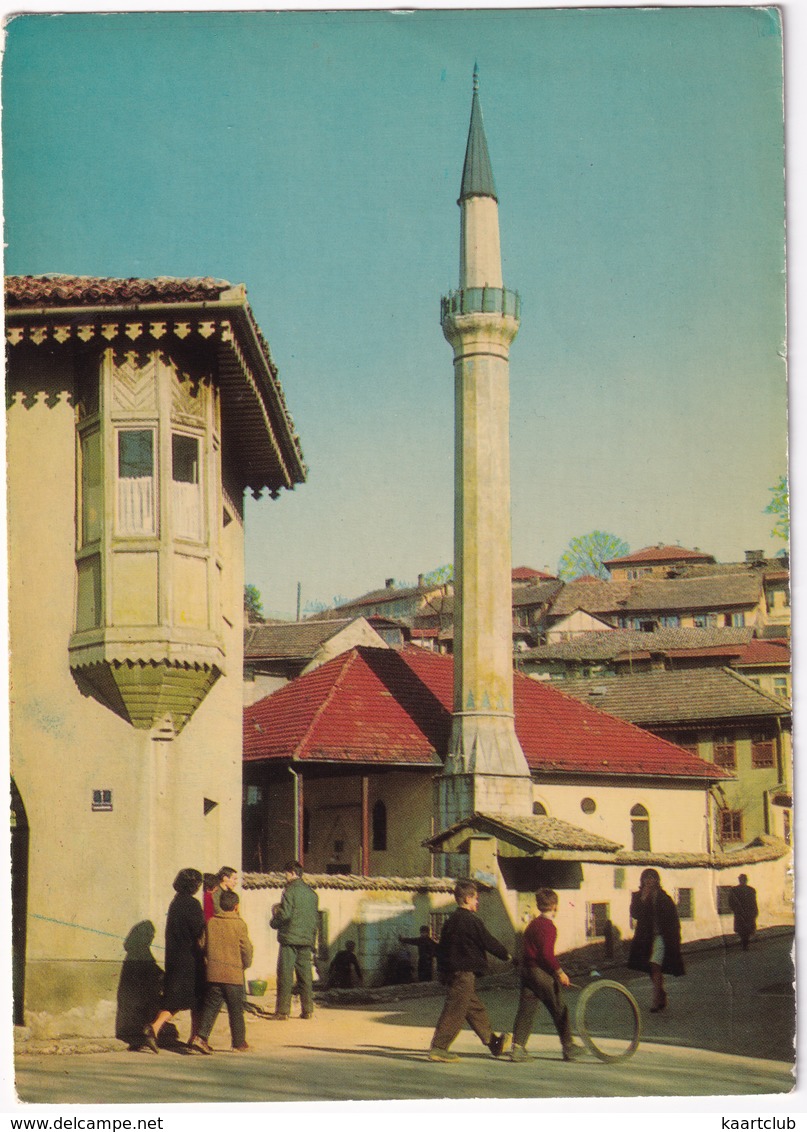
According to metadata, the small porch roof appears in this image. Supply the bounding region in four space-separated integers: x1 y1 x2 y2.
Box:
423 811 622 858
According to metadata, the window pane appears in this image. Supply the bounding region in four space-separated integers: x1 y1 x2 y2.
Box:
119 429 153 478
172 434 199 484
80 429 102 544
117 429 155 535
172 433 203 540
676 889 694 919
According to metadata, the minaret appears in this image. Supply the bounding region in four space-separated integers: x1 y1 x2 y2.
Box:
438 66 533 827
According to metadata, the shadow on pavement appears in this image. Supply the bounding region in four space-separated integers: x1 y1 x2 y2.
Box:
355 933 795 1065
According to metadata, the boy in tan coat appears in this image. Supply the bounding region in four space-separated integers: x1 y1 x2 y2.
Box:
191 890 254 1053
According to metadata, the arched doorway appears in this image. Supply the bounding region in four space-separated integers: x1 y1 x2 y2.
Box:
10 779 29 1026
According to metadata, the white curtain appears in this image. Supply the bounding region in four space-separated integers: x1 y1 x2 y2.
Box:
118 476 155 535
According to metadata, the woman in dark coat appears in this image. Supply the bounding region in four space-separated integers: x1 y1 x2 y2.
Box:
142 868 206 1052
627 868 684 1013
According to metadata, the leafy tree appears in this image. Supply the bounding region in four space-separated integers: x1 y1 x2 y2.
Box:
557 531 629 581
764 474 789 543
244 584 264 621
421 564 454 586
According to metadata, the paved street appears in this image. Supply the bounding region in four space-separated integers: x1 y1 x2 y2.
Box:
13 932 795 1104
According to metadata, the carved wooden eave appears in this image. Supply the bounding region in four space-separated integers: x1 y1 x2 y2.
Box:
5 286 307 497
72 657 222 734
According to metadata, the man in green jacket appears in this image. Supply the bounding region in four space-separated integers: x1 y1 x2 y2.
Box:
270 860 319 1020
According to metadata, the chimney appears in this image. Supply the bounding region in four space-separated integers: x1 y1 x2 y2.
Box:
385 578 395 589
745 550 765 566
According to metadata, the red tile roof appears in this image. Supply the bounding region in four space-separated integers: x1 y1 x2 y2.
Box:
513 566 557 581
5 274 233 307
244 648 448 765
244 646 727 781
734 638 791 666
605 545 715 567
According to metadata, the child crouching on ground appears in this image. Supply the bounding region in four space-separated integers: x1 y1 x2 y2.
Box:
429 878 511 1063
191 890 253 1054
510 887 584 1062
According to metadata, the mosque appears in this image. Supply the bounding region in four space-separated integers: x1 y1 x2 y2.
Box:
7 70 791 1032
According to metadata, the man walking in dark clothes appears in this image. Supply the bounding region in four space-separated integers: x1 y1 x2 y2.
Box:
729 874 759 950
428 879 511 1063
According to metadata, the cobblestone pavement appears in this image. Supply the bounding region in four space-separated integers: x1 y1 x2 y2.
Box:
10 931 796 1105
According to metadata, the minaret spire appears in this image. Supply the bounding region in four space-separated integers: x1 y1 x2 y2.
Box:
460 65 498 205
437 69 533 829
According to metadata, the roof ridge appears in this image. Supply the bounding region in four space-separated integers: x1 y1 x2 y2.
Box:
294 648 364 757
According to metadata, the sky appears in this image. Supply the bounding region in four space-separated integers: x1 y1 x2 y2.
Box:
2 5 790 619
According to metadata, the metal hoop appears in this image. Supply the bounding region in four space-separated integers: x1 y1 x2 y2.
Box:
575 979 642 1063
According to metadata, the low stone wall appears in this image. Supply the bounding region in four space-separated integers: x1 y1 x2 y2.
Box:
240 873 457 999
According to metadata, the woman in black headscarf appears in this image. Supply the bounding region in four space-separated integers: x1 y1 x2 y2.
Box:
141 868 205 1052
628 868 684 1012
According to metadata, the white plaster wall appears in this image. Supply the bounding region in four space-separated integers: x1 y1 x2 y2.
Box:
546 611 614 641
240 884 456 990
301 618 388 673
7 361 245 1015
533 781 710 854
495 857 792 958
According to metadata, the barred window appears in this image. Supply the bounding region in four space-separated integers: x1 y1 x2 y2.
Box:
751 734 775 769
719 809 743 843
713 735 736 768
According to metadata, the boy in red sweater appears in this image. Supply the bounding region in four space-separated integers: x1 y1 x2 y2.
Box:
509 888 584 1062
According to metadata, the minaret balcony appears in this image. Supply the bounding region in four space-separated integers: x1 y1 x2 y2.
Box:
440 286 521 324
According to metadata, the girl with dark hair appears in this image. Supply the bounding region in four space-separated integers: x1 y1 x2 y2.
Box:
142 868 205 1052
627 868 684 1013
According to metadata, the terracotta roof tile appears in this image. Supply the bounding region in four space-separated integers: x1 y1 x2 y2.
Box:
605 545 715 567
548 579 635 617
245 619 360 660
245 646 728 781
733 638 791 666
425 812 622 852
513 566 557 582
5 274 233 307
625 574 762 612
511 580 563 608
522 627 753 662
559 668 790 726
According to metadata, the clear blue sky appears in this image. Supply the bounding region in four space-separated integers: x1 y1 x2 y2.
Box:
3 6 788 617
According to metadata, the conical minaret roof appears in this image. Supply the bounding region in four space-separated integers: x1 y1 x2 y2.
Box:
460 65 498 203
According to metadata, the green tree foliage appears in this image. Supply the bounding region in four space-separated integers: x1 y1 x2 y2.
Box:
244 584 264 620
557 531 629 581
421 564 454 586
764 475 789 543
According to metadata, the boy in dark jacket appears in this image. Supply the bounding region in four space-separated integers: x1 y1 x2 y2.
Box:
428 879 511 1063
